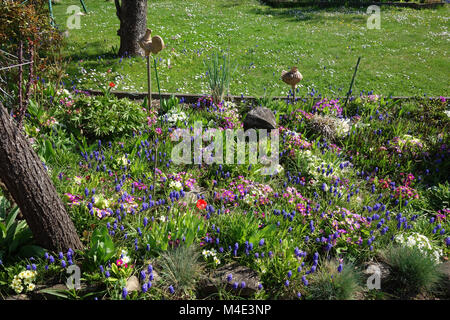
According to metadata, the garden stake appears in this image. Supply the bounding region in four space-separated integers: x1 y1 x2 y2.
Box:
154 58 162 102
146 54 152 110
138 28 165 199
344 57 361 109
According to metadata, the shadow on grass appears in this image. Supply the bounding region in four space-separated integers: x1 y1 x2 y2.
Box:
248 6 367 23
65 40 121 62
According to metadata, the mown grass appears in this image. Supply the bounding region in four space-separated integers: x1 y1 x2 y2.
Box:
52 0 449 97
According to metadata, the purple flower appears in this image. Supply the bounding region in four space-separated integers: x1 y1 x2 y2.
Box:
226 274 232 282
240 281 246 288
142 283 148 293
287 270 292 278
61 260 66 268
168 285 175 294
284 280 289 287
338 264 343 273
259 239 265 247
122 287 128 299
232 282 239 290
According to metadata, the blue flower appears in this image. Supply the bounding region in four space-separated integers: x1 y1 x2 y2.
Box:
287 270 292 278
142 283 148 293
168 285 175 294
122 287 128 299
338 264 343 273
226 274 233 282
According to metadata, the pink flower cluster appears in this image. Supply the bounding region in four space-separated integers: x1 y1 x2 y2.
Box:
312 98 342 116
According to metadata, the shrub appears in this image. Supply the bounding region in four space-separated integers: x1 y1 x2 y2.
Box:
383 245 444 297
53 94 149 140
306 260 362 300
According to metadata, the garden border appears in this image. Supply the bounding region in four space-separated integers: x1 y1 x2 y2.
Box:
84 89 448 105
259 0 447 9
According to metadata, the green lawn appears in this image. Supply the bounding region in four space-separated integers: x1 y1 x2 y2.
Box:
53 0 449 97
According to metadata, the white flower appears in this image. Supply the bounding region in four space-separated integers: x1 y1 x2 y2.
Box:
335 118 351 137
26 283 36 291
444 110 450 118
120 249 131 264
395 232 442 263
117 156 128 166
169 180 183 191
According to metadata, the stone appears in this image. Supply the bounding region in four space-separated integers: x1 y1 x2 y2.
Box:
362 261 391 292
198 262 260 298
243 107 276 131
5 294 30 300
438 261 450 296
126 275 140 292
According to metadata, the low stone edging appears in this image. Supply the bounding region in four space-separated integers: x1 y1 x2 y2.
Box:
84 89 448 105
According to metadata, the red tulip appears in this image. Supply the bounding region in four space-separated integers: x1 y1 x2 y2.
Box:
196 199 207 210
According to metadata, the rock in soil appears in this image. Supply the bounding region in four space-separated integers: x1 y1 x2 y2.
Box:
243 107 277 131
198 262 260 298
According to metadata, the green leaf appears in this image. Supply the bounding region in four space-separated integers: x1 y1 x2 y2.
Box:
5 206 20 232
18 245 45 258
38 289 69 299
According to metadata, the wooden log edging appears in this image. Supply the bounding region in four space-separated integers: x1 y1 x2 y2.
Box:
259 0 446 9
83 89 448 105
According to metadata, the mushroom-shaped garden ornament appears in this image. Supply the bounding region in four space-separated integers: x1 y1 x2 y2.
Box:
139 29 165 56
281 66 303 100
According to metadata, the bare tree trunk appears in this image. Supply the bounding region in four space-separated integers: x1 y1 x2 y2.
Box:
0 102 83 252
115 0 148 57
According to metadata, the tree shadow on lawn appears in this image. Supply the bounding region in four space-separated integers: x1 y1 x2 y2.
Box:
248 6 367 24
66 40 121 63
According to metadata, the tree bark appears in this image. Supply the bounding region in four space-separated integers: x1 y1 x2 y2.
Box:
0 102 83 252
115 0 148 57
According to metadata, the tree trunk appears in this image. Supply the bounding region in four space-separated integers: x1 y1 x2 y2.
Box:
115 0 148 57
0 102 83 252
